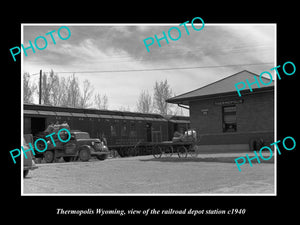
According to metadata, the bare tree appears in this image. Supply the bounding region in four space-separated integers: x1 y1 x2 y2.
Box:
94 93 109 110
57 77 69 107
49 70 61 106
66 74 81 107
102 94 108 109
52 73 82 108
153 79 173 115
94 93 102 109
23 72 36 103
40 71 53 105
118 105 131 111
37 70 61 105
136 90 153 113
31 70 107 109
80 79 94 108
172 105 184 116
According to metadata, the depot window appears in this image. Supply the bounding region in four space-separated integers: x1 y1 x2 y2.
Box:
222 105 237 132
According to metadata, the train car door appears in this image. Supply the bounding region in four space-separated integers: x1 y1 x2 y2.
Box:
31 117 46 135
173 123 178 133
146 123 152 142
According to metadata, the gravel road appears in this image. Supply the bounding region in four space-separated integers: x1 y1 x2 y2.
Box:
23 154 275 195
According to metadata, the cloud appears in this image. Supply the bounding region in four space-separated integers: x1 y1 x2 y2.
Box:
23 24 275 110
23 24 275 72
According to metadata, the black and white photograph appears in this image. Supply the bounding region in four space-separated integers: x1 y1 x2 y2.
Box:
4 12 298 221
21 23 276 195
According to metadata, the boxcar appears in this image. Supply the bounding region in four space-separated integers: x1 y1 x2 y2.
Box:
24 104 166 146
23 103 190 157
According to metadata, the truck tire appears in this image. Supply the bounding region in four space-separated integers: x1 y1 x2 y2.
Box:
79 148 91 162
44 151 54 163
96 154 108 160
116 148 125 157
63 156 74 162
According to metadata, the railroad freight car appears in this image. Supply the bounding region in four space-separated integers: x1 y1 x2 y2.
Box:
166 115 190 140
23 104 190 156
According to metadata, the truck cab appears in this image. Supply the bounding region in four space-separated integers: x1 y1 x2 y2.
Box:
36 131 109 163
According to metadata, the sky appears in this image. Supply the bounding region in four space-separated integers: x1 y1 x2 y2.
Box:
22 23 276 114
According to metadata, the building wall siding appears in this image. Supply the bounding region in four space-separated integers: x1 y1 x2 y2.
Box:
237 91 274 132
190 98 222 134
189 90 274 145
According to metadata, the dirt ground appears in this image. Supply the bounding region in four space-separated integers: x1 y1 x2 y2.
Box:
23 153 275 195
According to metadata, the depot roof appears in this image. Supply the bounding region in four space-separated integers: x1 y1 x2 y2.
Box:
166 70 274 105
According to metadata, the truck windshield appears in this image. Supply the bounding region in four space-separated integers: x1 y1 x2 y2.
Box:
75 133 90 139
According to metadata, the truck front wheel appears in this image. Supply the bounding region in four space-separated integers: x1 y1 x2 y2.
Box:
79 148 91 162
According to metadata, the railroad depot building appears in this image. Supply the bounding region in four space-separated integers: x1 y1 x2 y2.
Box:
167 70 275 152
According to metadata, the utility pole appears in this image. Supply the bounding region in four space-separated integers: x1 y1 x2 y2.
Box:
39 69 42 104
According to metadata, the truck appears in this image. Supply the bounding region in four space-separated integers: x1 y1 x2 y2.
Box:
34 130 109 163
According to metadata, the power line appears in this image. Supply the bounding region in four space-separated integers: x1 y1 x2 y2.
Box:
30 62 273 76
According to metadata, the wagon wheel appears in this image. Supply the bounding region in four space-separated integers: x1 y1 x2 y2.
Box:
177 146 188 158
163 146 174 157
152 145 162 158
188 144 198 158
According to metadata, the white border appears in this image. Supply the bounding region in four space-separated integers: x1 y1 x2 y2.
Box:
274 24 277 196
21 23 24 195
21 23 277 196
